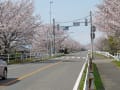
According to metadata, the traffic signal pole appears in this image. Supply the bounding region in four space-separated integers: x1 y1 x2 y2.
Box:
89 11 95 90
90 11 93 70
53 18 56 54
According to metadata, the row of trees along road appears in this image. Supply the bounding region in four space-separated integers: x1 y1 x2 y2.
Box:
94 0 120 54
0 0 82 54
32 24 82 53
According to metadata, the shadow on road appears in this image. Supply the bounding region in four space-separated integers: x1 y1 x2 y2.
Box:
0 78 20 86
30 59 82 64
30 60 61 64
62 60 81 63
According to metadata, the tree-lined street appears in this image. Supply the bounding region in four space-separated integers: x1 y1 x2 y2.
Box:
1 0 120 89
0 52 87 90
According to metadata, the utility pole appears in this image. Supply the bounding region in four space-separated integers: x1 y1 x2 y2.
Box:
90 11 96 69
53 18 56 54
49 1 53 56
89 11 96 90
90 11 93 70
50 1 53 24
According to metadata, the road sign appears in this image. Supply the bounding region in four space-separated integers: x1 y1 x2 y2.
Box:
61 26 69 30
92 26 96 32
73 22 80 26
85 18 88 26
91 33 95 39
57 24 60 30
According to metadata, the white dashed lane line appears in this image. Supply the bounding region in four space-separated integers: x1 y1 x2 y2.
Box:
54 56 82 60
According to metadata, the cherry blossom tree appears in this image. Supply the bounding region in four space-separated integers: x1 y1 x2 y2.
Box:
61 37 81 52
94 0 120 53
94 0 120 36
0 0 41 54
32 24 68 53
94 37 108 51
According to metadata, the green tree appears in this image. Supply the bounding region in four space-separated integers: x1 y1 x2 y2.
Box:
107 36 119 54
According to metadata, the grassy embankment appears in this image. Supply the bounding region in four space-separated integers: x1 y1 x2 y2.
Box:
8 53 65 64
93 63 105 90
79 64 87 90
93 53 105 90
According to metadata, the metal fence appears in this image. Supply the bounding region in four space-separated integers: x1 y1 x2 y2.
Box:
83 54 94 90
0 52 49 64
95 51 120 61
114 53 120 61
83 54 89 90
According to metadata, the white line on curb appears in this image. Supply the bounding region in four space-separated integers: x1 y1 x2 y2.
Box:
83 64 88 90
73 57 87 90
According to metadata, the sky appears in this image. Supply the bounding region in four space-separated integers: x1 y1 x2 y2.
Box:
34 0 103 45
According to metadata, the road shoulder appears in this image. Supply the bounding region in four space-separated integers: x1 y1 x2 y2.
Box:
94 58 120 90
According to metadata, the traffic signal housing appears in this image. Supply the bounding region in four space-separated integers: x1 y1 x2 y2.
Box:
85 18 88 26
91 26 96 39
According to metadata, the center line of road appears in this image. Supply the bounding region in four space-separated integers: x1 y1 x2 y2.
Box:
2 61 62 86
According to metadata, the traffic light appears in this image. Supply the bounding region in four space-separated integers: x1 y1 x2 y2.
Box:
62 26 69 30
92 26 96 32
91 26 96 39
85 18 88 26
57 24 60 31
91 33 95 39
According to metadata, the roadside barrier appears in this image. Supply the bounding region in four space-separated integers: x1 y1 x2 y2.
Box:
95 51 120 61
73 54 88 90
83 54 94 90
0 53 49 64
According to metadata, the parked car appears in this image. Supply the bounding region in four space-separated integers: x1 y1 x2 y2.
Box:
0 59 7 80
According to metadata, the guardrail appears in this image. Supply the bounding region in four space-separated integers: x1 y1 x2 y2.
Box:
73 54 89 90
83 50 120 90
95 51 120 61
114 53 120 61
72 53 95 90
83 54 94 90
83 55 89 90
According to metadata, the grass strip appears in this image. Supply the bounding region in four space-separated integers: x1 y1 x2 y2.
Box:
8 53 65 64
79 64 87 90
94 53 108 59
112 61 120 67
93 63 105 90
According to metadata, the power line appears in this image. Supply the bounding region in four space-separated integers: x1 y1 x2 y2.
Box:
56 15 90 24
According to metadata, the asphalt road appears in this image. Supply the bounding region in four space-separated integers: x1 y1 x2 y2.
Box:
0 51 87 90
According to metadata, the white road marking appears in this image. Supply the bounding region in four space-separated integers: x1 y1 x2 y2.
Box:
8 64 34 70
72 56 75 59
77 57 81 59
55 56 81 60
54 58 59 60
73 57 87 90
8 65 25 70
82 57 86 59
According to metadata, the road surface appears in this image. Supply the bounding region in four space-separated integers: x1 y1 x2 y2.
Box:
0 51 87 90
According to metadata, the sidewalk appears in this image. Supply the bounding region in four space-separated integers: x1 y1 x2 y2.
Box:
94 58 120 90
